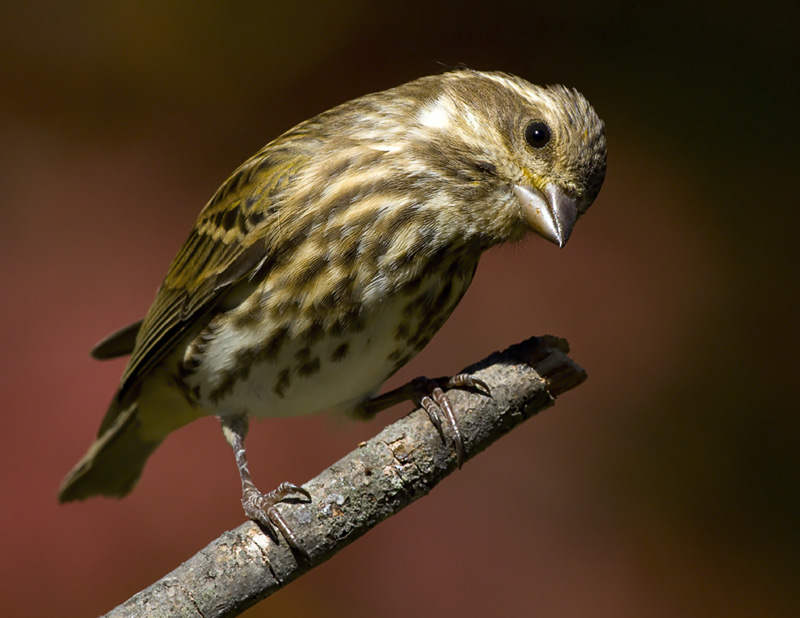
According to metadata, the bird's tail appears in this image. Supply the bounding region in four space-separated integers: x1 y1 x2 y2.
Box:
58 399 162 501
58 386 203 502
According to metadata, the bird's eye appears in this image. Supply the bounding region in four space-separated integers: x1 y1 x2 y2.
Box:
525 121 551 149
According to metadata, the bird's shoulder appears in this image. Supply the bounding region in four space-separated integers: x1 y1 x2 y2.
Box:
117 141 313 398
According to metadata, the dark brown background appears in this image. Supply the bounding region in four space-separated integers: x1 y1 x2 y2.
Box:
2 1 798 616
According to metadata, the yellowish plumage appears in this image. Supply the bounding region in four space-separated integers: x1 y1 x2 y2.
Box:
59 70 606 527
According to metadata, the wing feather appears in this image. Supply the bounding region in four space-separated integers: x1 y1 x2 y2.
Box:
115 146 308 398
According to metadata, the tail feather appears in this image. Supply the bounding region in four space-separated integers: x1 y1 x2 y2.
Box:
60 372 205 503
58 401 160 502
90 320 143 360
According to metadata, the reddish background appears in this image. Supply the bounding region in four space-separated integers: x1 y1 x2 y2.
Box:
2 2 798 617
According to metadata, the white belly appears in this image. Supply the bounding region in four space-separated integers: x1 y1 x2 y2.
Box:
184 269 470 419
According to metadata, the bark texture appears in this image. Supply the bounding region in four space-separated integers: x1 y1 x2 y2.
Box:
104 335 586 618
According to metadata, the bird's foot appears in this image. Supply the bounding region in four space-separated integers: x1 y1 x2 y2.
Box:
362 373 491 467
408 374 491 466
243 481 312 557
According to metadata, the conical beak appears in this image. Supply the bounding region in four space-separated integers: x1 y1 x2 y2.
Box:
513 182 578 248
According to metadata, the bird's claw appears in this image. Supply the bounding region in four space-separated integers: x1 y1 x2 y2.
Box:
243 481 311 558
408 373 491 468
442 373 492 397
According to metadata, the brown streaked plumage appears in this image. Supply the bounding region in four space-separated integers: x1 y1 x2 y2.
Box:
59 70 607 550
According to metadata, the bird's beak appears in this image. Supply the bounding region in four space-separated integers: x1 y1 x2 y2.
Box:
513 182 578 248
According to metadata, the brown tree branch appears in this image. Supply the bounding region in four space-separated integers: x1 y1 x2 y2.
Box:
103 335 587 618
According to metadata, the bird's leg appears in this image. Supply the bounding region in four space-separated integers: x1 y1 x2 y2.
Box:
219 415 311 556
359 374 491 467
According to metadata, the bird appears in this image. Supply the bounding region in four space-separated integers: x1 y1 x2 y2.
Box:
58 69 606 551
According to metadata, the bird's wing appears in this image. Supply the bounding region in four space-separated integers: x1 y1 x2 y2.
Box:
115 147 308 403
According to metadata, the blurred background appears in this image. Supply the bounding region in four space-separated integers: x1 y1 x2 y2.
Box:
2 1 798 616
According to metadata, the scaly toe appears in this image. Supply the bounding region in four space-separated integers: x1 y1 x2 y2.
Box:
243 484 311 558
444 373 492 397
273 481 312 502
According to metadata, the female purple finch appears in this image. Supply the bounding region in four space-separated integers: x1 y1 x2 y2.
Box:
59 69 606 548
